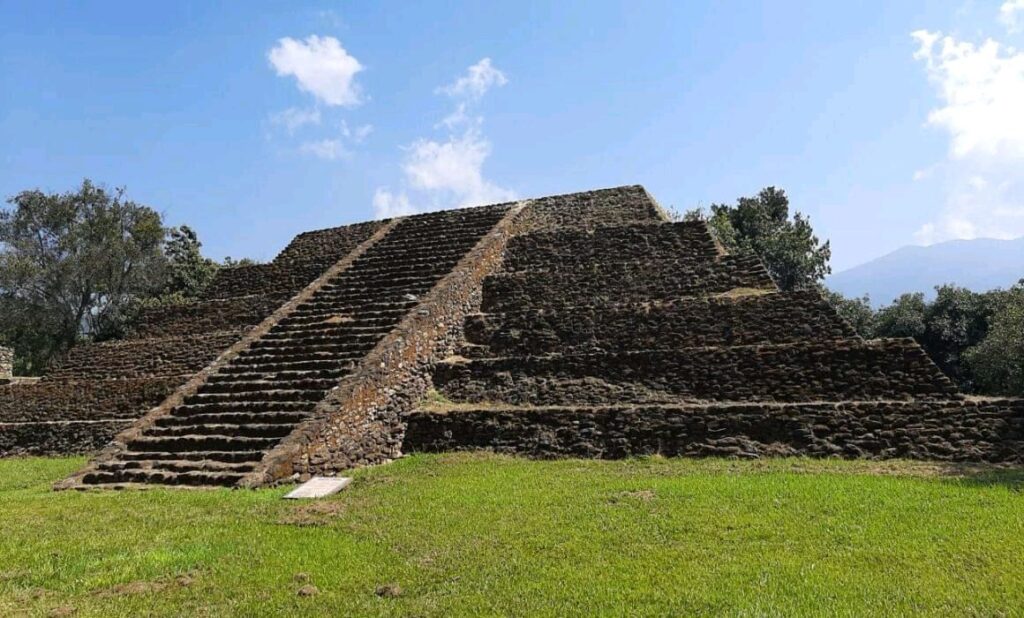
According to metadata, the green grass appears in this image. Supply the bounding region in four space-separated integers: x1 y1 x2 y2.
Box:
2 454 1023 617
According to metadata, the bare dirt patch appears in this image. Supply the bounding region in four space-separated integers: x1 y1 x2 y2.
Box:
278 500 348 527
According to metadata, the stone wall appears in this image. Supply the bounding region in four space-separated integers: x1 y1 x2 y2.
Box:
404 399 1024 463
46 331 243 379
481 254 775 312
514 186 665 232
503 222 720 271
130 295 284 339
0 419 133 457
463 290 856 356
434 339 959 405
0 378 180 423
0 346 11 379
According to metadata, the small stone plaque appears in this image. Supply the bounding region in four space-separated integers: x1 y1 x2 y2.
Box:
284 476 351 499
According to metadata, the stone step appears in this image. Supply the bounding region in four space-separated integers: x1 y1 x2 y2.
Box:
82 469 244 487
216 359 351 375
249 332 383 347
146 422 295 439
277 301 416 322
184 390 323 405
126 434 281 453
97 458 257 474
233 349 367 364
432 340 959 406
117 449 265 463
170 401 316 416
156 410 311 426
196 378 338 394
207 368 347 383
260 325 393 341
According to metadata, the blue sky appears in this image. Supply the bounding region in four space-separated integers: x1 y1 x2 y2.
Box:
2 1 1023 270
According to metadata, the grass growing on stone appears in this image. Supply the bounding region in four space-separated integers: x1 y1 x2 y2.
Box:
2 454 1023 617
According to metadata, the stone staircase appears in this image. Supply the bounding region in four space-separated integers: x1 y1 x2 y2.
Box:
74 205 510 487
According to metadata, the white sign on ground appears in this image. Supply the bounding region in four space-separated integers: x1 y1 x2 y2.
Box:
283 476 352 499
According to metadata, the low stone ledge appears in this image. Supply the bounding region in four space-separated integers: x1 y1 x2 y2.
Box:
464 290 855 355
480 254 775 313
46 330 245 380
0 377 182 423
0 419 133 457
403 399 1024 463
434 339 958 406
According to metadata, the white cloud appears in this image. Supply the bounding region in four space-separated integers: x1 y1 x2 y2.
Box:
268 35 364 107
437 57 508 101
910 20 1024 244
912 30 1024 159
373 58 514 218
372 188 417 218
270 107 321 134
1001 0 1024 32
299 139 350 160
341 120 373 144
402 129 516 207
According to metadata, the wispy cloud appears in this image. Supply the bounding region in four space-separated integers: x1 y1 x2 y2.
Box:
269 107 321 134
268 35 364 107
910 12 1024 244
299 138 349 161
373 58 514 218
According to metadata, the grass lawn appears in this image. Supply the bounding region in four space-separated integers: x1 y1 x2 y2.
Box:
1 454 1023 617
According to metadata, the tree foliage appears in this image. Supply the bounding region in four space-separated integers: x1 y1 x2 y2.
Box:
0 181 166 372
0 180 232 374
827 283 1022 396
964 283 1024 396
820 289 876 337
688 187 831 290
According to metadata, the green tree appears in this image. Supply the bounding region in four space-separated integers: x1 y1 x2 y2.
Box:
965 282 1024 396
162 225 219 298
822 289 876 337
919 285 999 388
0 180 166 373
692 187 831 290
874 293 927 340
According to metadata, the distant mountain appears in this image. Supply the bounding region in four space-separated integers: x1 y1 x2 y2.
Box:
827 237 1024 307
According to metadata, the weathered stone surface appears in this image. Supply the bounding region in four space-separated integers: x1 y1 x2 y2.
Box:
0 378 180 423
435 340 958 405
513 185 664 232
0 346 11 380
404 400 1024 463
481 254 774 312
463 290 855 355
0 419 133 456
46 331 243 379
503 222 720 271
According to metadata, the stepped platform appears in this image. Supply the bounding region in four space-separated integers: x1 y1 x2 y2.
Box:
0 183 1015 488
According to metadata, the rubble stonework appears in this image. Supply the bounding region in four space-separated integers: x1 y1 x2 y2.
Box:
0 346 12 380
0 184 1015 488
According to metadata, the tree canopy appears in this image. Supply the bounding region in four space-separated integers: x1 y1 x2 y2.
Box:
0 180 234 374
686 187 831 290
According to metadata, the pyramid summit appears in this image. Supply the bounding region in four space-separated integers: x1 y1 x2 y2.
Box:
0 185 1019 489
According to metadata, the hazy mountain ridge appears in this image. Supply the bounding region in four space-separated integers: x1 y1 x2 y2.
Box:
827 237 1024 307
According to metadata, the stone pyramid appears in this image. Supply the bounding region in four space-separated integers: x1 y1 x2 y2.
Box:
0 186 1017 489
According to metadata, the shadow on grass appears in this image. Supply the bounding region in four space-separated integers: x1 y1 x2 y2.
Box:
931 462 1024 491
